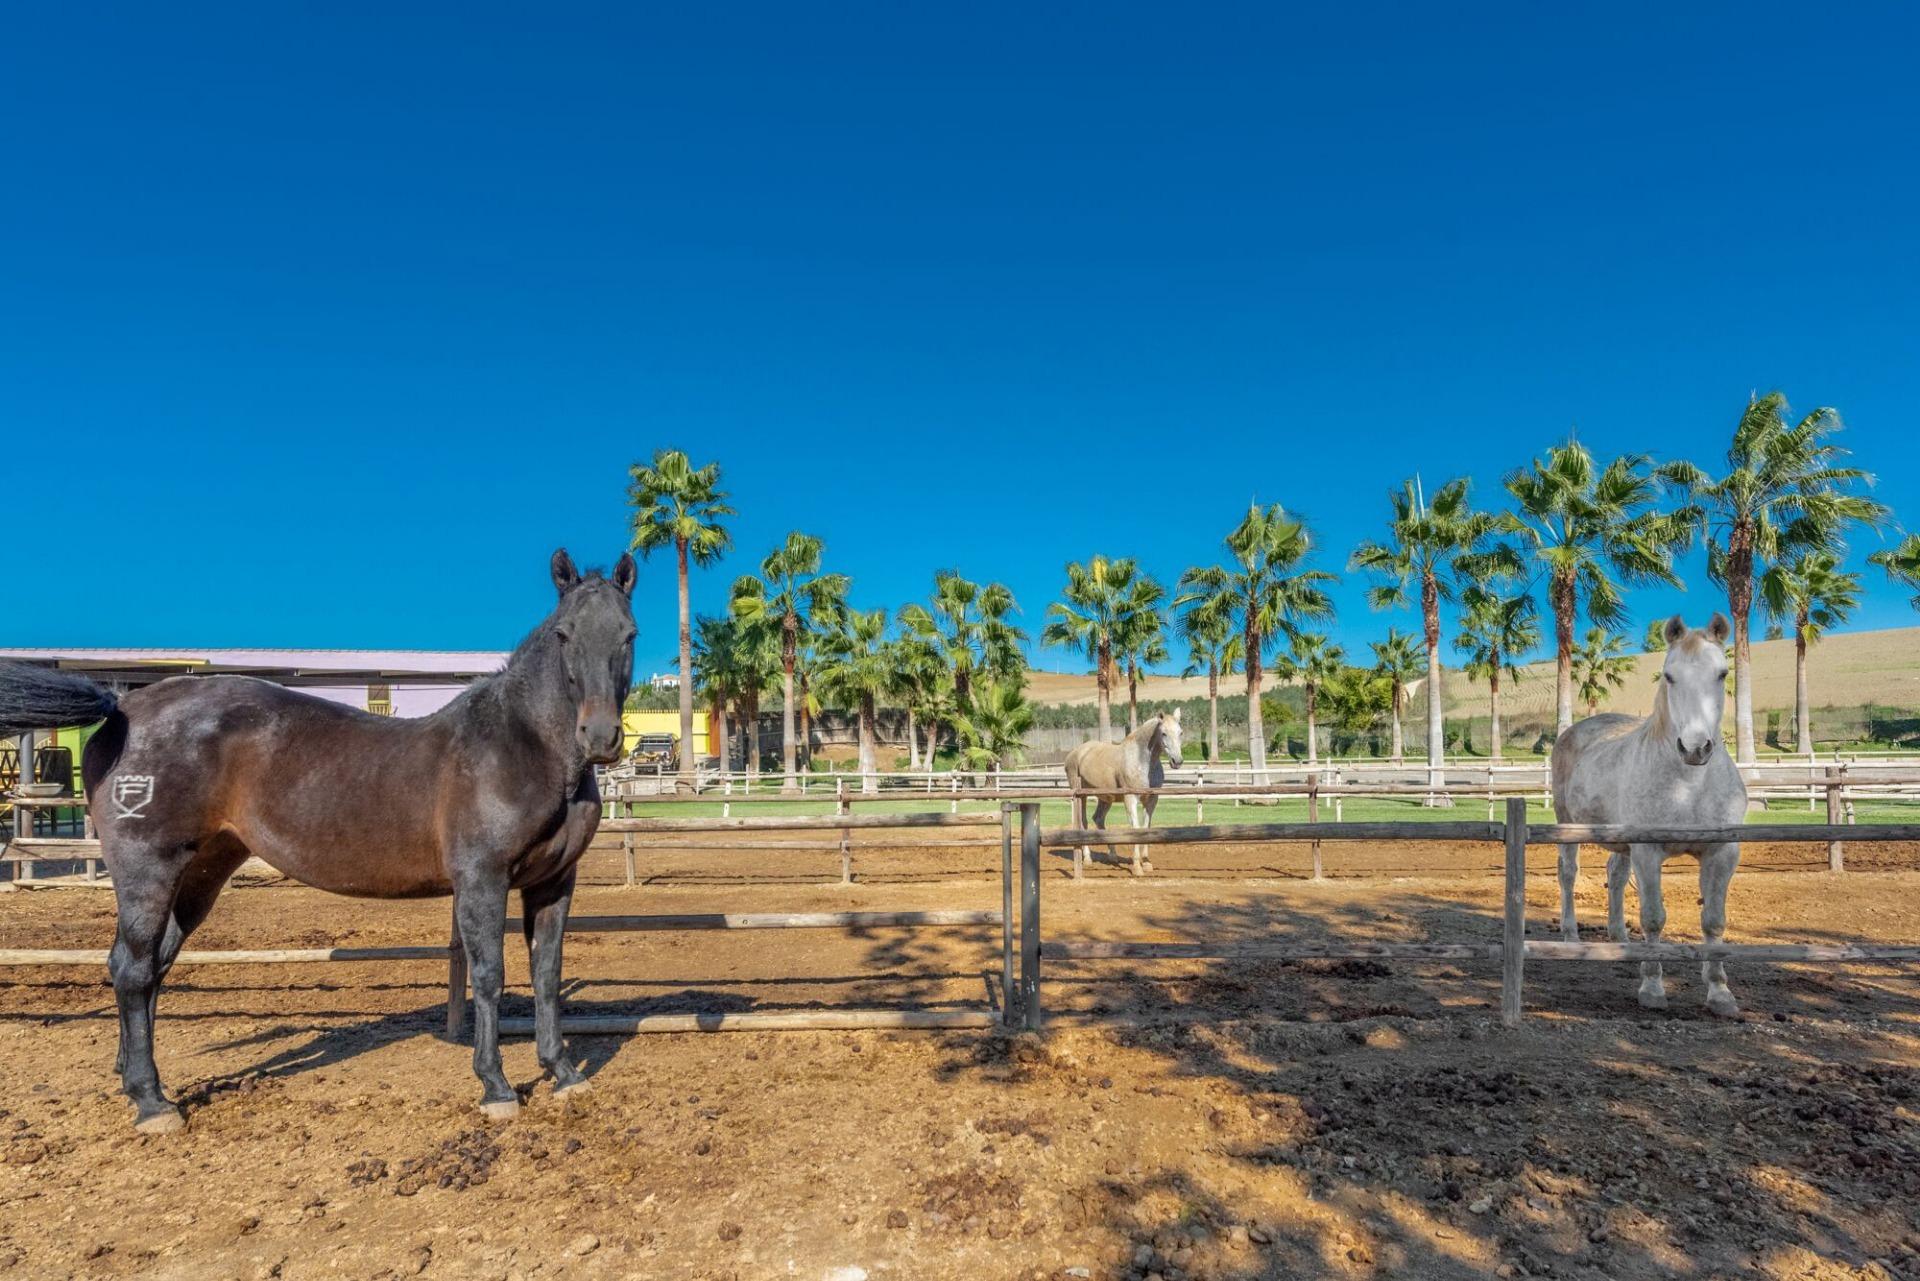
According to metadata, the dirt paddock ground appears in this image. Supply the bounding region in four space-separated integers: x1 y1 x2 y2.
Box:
2 837 1918 1281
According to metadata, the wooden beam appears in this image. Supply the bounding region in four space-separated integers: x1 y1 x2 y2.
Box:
1524 941 1920 962
602 813 998 833
1040 820 1502 847
499 1009 997 1035
504 910 1003 933
1529 823 1920 845
0 946 450 966
1043 941 1502 960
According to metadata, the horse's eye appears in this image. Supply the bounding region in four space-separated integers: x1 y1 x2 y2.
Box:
1664 673 1673 683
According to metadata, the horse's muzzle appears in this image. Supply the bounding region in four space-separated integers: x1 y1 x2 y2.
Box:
579 721 625 764
1677 737 1714 767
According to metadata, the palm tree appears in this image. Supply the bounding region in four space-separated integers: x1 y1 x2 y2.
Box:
1351 477 1502 799
1572 628 1635 716
955 679 1036 771
1112 576 1169 732
1320 666 1394 753
1661 393 1887 762
1176 505 1336 777
1500 442 1685 736
690 614 744 770
899 571 1025 708
885 628 946 770
1367 628 1422 763
627 449 734 789
1761 550 1862 754
1869 533 1920 611
1643 619 1669 653
1272 632 1345 765
1453 585 1540 761
1041 556 1155 741
816 607 892 792
730 532 850 791
1178 600 1243 764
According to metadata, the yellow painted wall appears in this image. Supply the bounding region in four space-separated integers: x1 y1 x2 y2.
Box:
621 709 711 758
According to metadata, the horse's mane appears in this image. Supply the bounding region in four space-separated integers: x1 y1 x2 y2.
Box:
444 571 619 713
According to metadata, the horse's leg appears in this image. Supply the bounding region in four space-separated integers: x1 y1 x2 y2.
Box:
106 845 190 1133
1124 795 1142 876
122 845 248 1076
1629 844 1668 1010
1138 793 1157 875
453 865 518 1119
1092 800 1113 867
1557 842 1580 942
1698 843 1741 1018
1605 851 1630 943
521 869 588 1096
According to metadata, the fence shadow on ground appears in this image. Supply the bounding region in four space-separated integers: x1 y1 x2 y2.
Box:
918 886 1920 1279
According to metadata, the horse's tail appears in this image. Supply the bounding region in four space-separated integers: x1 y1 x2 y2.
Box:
0 663 119 738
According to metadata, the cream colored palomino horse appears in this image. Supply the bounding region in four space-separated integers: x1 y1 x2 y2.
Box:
1551 614 1746 1016
1063 710 1185 876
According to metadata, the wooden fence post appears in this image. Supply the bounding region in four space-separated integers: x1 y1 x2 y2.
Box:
1826 766 1845 873
836 776 852 883
1308 774 1323 881
1000 806 1015 1023
446 925 470 1042
1071 794 1087 880
1019 803 1042 1031
1501 796 1527 1028
622 832 636 887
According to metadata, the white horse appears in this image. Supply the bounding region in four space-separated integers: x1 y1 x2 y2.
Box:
1551 614 1746 1016
1063 710 1185 876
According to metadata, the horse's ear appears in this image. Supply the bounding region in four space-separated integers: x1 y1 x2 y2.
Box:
1706 613 1731 644
551 549 581 595
1169 706 1182 723
1664 615 1688 646
611 553 638 597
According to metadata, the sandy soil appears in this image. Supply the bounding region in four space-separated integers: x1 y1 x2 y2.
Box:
2 840 1917 1281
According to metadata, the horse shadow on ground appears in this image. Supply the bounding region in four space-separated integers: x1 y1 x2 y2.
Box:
918 887 1920 1279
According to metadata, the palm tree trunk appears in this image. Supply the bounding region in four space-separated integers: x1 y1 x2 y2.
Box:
1794 615 1810 755
1422 571 1450 806
1206 663 1220 764
1489 665 1503 763
859 694 878 794
1551 569 1576 735
746 692 762 777
1305 683 1318 766
925 717 939 766
906 706 921 769
780 621 799 792
1127 666 1139 732
1389 683 1404 764
1096 637 1113 740
714 698 731 771
1729 533 1756 763
676 537 695 791
1246 624 1265 776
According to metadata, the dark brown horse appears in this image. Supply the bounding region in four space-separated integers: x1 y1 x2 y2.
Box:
0 549 636 1133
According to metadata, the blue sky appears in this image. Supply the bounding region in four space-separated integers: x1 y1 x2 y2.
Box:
4 4 1916 675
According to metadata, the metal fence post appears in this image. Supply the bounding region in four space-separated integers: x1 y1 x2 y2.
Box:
1000 805 1015 1024
1501 796 1528 1028
1019 803 1042 1031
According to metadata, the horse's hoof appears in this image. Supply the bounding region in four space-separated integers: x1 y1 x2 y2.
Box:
478 1098 521 1121
1637 987 1668 1011
1706 992 1740 1019
134 1108 185 1136
554 1079 592 1102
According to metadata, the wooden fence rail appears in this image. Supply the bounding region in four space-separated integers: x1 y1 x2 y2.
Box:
1014 799 1920 1033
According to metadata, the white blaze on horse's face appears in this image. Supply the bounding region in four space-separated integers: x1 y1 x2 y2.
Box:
1661 613 1731 767
1159 708 1185 768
